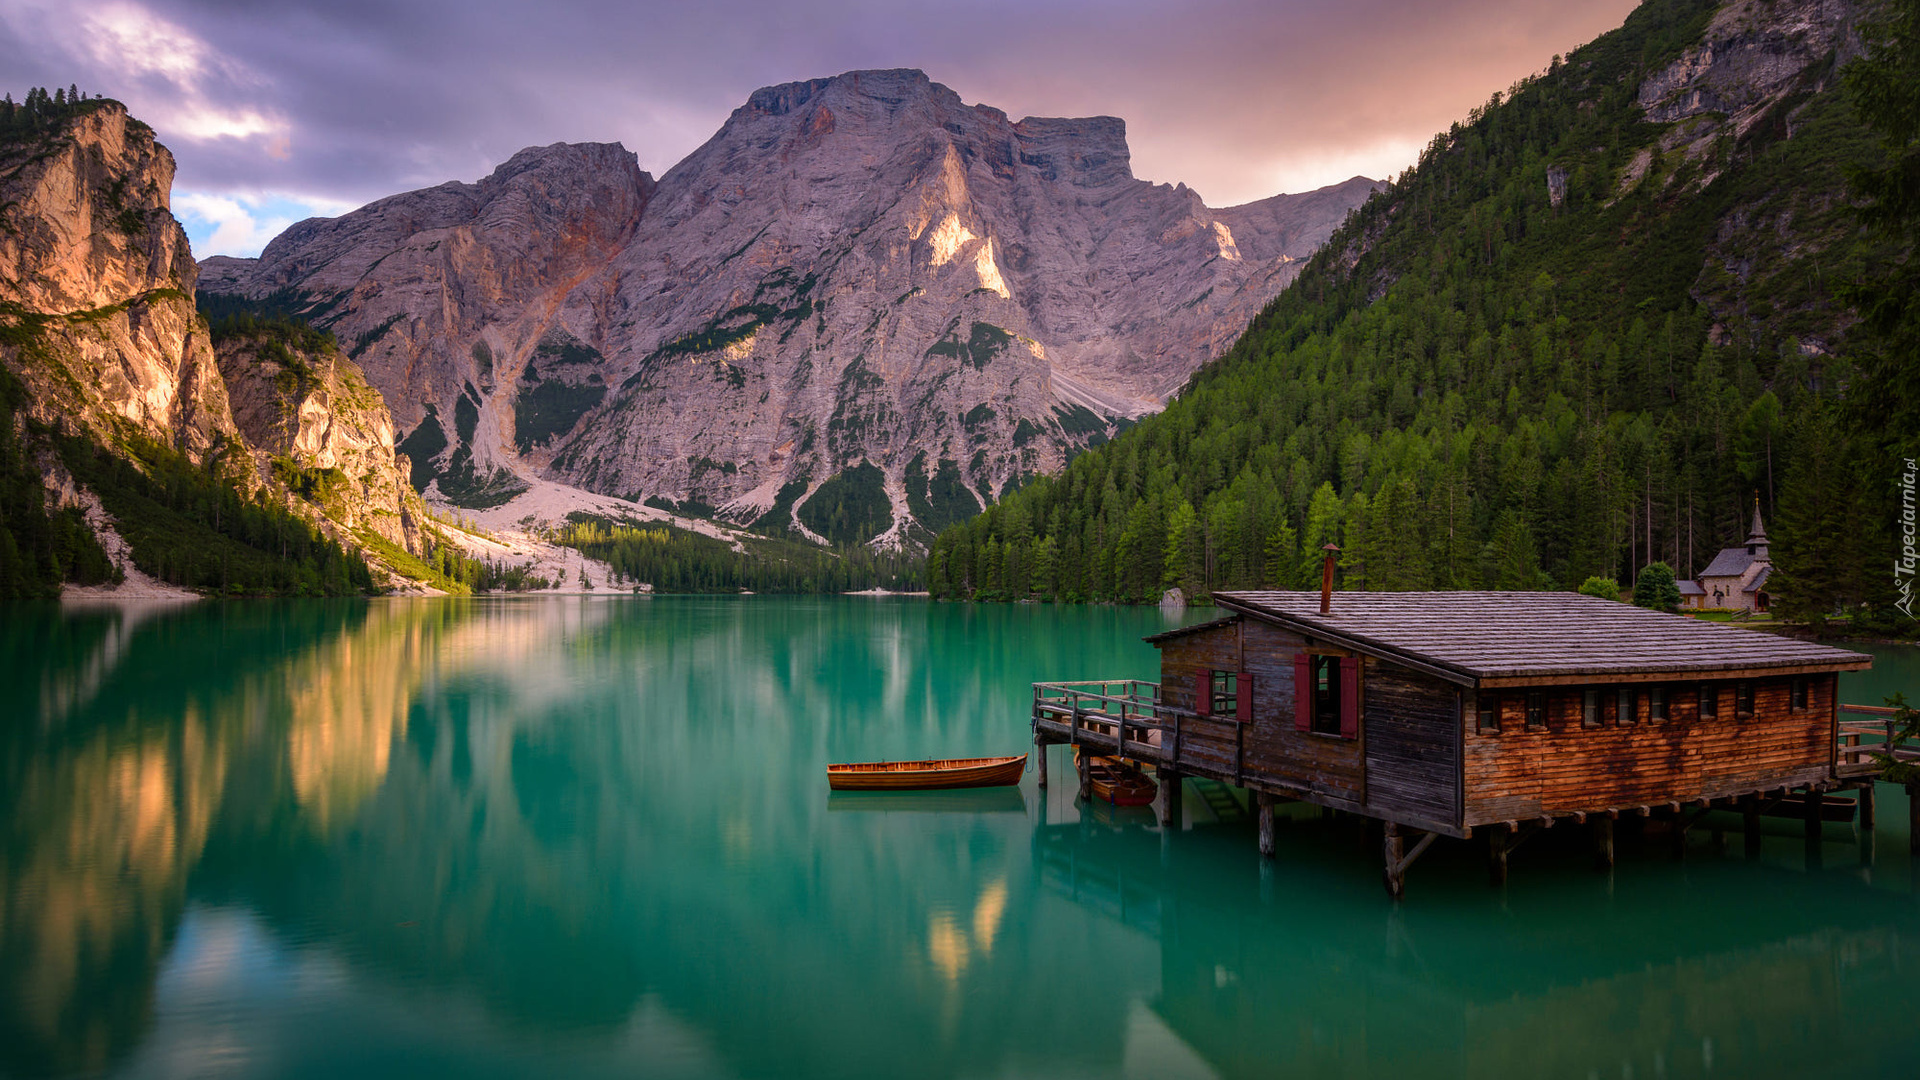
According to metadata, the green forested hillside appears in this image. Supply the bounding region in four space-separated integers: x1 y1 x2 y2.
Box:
555 514 923 593
929 0 1910 626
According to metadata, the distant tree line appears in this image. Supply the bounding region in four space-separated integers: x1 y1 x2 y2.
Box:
556 514 922 594
0 85 110 146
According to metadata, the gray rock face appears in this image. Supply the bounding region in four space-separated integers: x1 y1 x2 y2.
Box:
203 69 1378 542
215 330 428 557
1637 0 1863 127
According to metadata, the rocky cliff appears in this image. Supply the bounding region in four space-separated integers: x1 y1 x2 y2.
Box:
0 99 435 592
0 102 233 457
214 325 428 556
203 71 1377 543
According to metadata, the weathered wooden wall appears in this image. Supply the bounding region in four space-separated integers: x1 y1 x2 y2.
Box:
1363 660 1461 826
1154 619 1371 812
1462 674 1835 824
1241 621 1367 807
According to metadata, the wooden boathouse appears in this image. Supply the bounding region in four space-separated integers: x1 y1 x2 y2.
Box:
1031 587 1879 897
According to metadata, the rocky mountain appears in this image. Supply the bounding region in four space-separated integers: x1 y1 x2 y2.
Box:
201 70 1377 544
0 95 436 595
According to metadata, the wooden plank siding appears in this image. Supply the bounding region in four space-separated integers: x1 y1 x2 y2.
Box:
1241 621 1366 806
1362 660 1462 825
1154 620 1371 807
1462 674 1836 824
1153 622 1257 781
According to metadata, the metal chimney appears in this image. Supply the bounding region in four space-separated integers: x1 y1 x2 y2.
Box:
1320 544 1340 614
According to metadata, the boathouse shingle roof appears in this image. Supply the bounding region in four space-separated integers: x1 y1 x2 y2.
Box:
1186 591 1869 686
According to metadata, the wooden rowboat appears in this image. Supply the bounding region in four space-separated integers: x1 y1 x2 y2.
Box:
1076 748 1158 807
827 754 1026 791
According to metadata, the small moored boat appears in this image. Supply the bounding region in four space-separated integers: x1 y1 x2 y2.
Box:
827 754 1026 791
1076 748 1158 807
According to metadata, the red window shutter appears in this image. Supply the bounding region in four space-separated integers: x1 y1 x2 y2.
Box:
1293 654 1311 732
1237 671 1253 723
1339 656 1360 740
1196 670 1211 717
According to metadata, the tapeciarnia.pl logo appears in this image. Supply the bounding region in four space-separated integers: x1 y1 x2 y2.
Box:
1900 457 1917 619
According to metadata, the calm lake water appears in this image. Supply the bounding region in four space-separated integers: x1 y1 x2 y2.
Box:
4 597 1920 1079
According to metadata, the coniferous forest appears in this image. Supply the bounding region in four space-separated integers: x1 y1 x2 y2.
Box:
928 0 1917 632
555 514 923 594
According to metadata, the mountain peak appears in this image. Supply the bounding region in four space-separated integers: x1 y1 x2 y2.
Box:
486 141 645 188
744 68 959 117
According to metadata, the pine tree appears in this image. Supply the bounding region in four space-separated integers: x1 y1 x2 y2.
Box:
1486 510 1544 590
1031 534 1057 599
1297 482 1344 586
1262 519 1299 589
1163 498 1200 595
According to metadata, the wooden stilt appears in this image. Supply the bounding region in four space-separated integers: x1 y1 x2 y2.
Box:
1035 736 1048 789
1859 792 1876 865
1908 784 1920 856
1160 770 1182 829
1805 785 1826 867
1077 750 1091 802
1383 822 1406 900
1257 792 1276 858
1743 798 1762 858
1672 806 1689 859
1592 815 1615 871
1487 824 1509 887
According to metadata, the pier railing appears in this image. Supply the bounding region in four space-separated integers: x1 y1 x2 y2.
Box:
1031 680 1181 763
1837 704 1920 778
1029 679 1252 777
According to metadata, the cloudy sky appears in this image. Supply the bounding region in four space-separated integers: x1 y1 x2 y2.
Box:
1 0 1637 258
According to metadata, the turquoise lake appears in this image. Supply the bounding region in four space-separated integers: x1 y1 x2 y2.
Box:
3 596 1920 1079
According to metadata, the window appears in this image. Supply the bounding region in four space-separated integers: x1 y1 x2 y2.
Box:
1211 670 1238 718
1698 683 1718 720
1477 693 1500 734
1649 685 1667 722
1526 690 1547 731
1791 678 1808 711
1736 682 1755 720
1617 686 1636 724
1312 656 1341 735
1293 654 1356 739
1582 688 1601 728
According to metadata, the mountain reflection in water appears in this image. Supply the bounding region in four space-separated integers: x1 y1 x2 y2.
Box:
1 598 1918 1079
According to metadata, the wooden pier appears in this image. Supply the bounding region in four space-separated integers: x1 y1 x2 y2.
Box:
1032 588 1890 899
